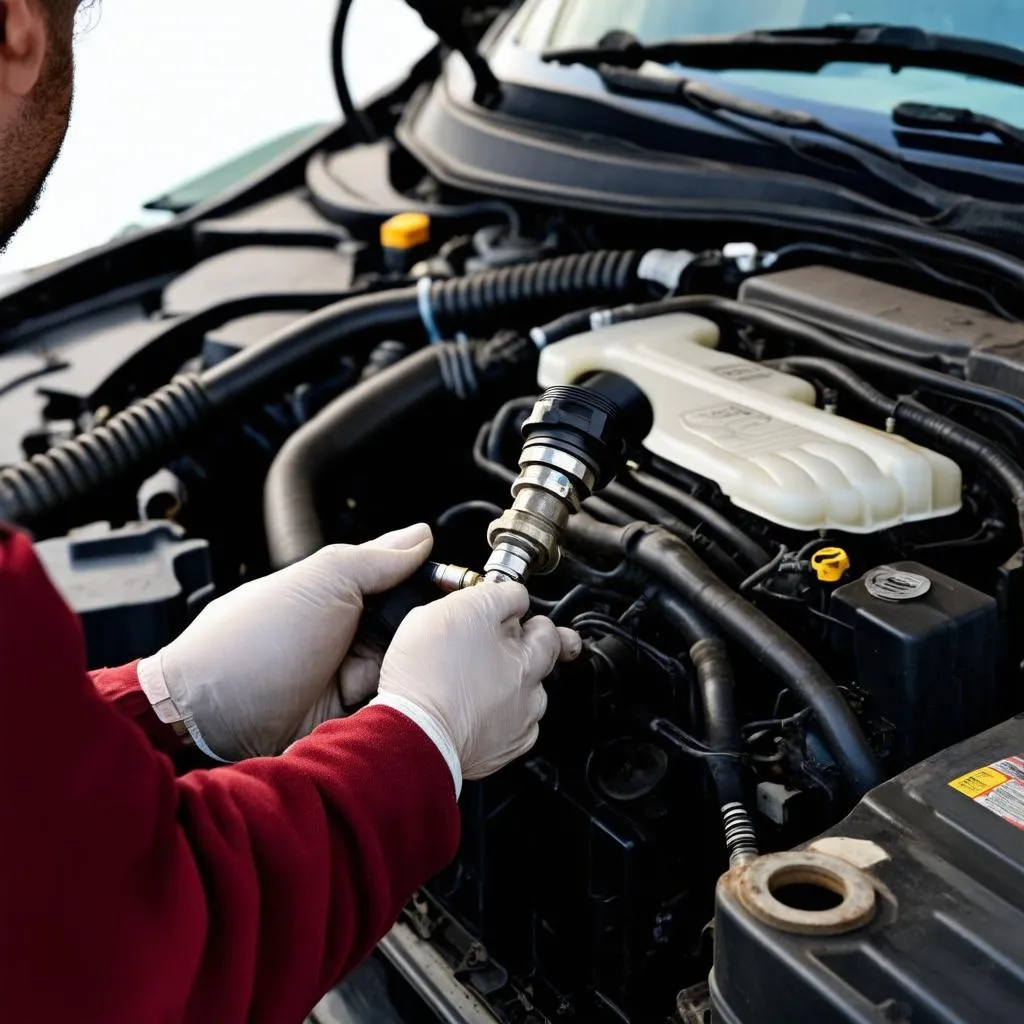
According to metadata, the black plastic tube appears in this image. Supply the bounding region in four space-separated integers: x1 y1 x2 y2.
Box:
331 0 376 143
566 515 882 796
264 346 450 567
774 355 1024 541
628 468 771 570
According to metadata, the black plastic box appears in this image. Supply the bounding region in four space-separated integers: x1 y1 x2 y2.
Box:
831 562 998 769
35 521 214 669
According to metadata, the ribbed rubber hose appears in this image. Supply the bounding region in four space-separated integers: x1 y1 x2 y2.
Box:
567 515 883 796
0 250 643 527
0 375 210 523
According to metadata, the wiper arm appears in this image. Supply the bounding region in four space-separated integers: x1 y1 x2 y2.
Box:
605 70 901 163
894 102 1024 160
598 66 971 212
544 24 1024 89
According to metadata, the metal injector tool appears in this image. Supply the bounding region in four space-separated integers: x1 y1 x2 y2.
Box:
356 371 653 655
483 371 655 585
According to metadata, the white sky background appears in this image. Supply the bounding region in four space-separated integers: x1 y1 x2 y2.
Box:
0 0 436 272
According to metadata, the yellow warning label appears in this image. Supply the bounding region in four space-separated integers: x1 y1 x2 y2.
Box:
949 765 1010 797
948 756 1024 832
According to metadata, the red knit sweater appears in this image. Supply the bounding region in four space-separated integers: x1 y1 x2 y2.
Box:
0 528 461 1023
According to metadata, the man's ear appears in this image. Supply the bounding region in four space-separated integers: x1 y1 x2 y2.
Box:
0 0 48 98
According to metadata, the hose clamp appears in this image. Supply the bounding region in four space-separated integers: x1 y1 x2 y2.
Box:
417 276 443 344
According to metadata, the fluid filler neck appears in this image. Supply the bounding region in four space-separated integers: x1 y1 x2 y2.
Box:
484 371 653 584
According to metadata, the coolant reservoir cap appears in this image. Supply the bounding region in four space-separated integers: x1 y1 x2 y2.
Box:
380 212 431 250
864 565 932 602
811 547 850 583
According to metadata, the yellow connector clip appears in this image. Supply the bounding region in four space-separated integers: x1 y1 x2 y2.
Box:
380 212 431 251
811 547 851 583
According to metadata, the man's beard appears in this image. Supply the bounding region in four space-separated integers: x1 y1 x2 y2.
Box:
0 27 74 253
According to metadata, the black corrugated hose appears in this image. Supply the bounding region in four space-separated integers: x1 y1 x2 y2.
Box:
566 514 883 797
0 250 643 527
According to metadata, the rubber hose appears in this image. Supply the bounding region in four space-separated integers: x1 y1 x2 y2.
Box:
628 468 771 569
653 590 743 801
264 346 451 568
691 639 741 753
331 0 376 143
203 289 422 408
0 375 210 524
429 250 640 323
602 482 745 585
653 587 716 648
566 515 882 796
775 355 1024 541
206 251 639 409
0 251 645 528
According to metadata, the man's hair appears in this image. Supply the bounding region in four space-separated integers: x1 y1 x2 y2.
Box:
41 0 99 35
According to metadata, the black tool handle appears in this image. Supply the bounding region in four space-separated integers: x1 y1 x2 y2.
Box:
356 571 441 657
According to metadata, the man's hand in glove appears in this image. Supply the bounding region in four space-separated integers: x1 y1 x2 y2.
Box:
137 524 434 761
371 582 583 796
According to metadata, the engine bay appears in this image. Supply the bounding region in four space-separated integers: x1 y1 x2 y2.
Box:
7 15 1024 1020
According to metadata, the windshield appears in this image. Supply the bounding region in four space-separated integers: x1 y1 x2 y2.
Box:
518 0 1024 128
541 0 1024 49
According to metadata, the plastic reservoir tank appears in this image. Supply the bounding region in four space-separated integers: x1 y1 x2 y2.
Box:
537 313 961 533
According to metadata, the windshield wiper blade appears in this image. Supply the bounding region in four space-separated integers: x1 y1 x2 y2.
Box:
894 102 1024 159
605 69 903 163
544 24 1024 88
598 66 977 211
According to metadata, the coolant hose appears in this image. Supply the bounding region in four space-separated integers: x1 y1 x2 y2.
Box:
265 346 457 567
628 468 771 570
652 588 758 866
567 515 883 796
0 250 643 527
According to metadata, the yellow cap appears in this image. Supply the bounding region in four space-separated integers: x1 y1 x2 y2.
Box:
811 547 851 583
380 212 431 251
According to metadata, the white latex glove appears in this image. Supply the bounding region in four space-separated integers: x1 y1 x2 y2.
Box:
137 523 434 762
370 582 583 797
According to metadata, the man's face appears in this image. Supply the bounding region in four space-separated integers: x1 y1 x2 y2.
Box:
0 1 79 252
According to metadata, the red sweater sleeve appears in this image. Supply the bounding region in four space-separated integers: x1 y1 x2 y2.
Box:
0 529 461 1024
90 660 187 756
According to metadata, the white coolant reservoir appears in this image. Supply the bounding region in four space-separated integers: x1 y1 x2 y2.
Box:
537 313 962 532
